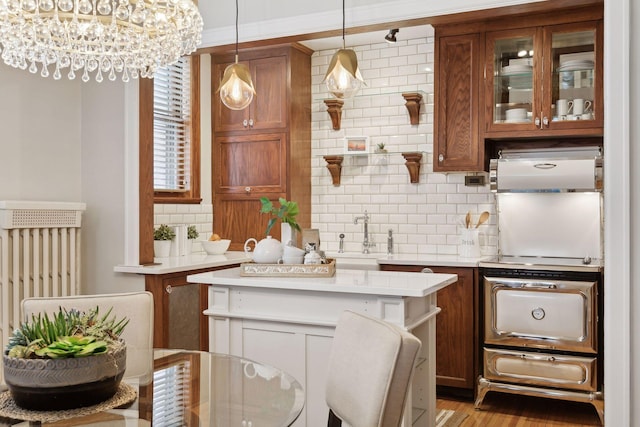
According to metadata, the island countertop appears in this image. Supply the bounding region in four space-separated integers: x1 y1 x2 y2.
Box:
187 267 457 297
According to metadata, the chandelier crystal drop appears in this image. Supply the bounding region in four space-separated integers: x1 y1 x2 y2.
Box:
0 0 203 82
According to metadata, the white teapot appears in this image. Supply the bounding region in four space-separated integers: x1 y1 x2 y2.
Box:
244 236 283 264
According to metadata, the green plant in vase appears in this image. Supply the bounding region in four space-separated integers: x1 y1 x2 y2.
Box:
260 197 301 237
187 225 199 240
154 224 176 241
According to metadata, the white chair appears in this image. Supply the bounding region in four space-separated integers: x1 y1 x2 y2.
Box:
325 310 422 427
21 291 154 383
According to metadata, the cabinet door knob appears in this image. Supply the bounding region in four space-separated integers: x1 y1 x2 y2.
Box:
245 186 251 194
438 154 444 162
542 116 549 127
165 284 172 294
243 119 248 127
248 118 254 127
535 117 541 128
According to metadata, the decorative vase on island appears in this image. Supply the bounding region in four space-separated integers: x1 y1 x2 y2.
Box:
244 236 283 263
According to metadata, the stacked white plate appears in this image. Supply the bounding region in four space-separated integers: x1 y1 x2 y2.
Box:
501 64 533 76
557 59 594 72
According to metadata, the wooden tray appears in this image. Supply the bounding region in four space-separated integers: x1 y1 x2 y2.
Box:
240 259 336 277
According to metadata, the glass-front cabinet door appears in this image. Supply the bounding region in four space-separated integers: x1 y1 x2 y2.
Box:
485 21 602 136
544 21 603 132
485 28 541 132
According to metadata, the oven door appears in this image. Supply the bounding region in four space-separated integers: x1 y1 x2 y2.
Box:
484 276 597 353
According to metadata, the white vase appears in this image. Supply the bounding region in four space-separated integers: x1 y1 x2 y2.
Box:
280 223 298 248
154 240 171 257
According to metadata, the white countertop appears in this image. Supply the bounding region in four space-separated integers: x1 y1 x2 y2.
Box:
187 267 457 297
113 250 488 275
114 251 251 275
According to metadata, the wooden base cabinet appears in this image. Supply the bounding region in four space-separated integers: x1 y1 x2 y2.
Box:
380 264 480 396
144 266 241 351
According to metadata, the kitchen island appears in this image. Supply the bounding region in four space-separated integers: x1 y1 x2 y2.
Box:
187 267 457 427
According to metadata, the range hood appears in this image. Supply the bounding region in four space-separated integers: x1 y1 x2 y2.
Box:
490 146 603 192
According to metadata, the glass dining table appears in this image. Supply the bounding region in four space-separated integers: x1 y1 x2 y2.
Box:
0 349 305 427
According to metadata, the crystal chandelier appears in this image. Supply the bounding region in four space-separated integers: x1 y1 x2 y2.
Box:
0 0 203 82
322 0 364 99
218 0 254 110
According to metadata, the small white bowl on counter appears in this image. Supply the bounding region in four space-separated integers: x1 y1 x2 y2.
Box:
202 239 231 255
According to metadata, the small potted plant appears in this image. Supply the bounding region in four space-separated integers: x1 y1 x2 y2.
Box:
153 224 175 257
260 197 301 240
187 225 199 254
3 307 128 411
375 142 387 153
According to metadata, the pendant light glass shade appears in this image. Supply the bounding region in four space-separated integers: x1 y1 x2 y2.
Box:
218 0 254 110
220 57 255 110
0 0 203 82
322 0 364 99
323 48 364 99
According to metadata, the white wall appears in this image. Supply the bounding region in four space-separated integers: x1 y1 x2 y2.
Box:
0 64 82 201
80 81 143 294
311 30 498 256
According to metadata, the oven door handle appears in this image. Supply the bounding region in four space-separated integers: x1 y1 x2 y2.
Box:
495 281 557 290
523 283 557 289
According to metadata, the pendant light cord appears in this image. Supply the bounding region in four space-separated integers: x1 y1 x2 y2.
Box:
342 0 345 49
235 0 239 62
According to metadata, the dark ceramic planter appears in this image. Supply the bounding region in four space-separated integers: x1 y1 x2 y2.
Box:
3 343 126 411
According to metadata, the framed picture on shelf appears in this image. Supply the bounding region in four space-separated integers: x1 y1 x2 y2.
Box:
344 136 369 155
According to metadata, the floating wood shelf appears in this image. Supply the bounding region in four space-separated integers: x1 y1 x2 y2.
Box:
402 152 423 183
402 92 423 125
323 155 344 185
323 99 344 130
322 152 423 185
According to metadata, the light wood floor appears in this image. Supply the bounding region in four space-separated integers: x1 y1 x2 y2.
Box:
437 393 603 426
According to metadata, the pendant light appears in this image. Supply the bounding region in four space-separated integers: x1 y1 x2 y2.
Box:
322 0 365 99
219 0 256 110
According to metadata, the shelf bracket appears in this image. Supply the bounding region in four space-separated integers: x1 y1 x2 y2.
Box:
323 155 344 186
324 99 344 130
402 152 423 183
402 92 423 125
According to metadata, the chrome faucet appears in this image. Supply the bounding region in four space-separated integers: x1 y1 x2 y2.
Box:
354 211 373 254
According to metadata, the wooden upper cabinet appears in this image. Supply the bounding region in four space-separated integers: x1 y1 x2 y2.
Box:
214 133 287 195
211 45 312 250
434 32 483 172
212 55 288 133
484 19 603 137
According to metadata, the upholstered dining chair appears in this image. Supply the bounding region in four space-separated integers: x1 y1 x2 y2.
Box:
21 291 154 383
325 310 422 427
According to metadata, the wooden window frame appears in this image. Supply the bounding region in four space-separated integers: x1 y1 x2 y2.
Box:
140 55 202 205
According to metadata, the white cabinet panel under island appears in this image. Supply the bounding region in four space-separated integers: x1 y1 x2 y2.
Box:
187 267 457 427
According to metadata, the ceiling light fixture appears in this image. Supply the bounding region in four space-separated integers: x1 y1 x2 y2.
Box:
218 0 255 110
322 0 364 99
0 0 203 82
385 29 399 43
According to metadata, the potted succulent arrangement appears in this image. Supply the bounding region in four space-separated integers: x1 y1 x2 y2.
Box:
3 307 129 411
375 142 388 153
187 225 199 254
153 224 175 257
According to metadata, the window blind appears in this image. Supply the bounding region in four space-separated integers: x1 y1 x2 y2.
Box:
152 360 191 425
154 57 191 192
